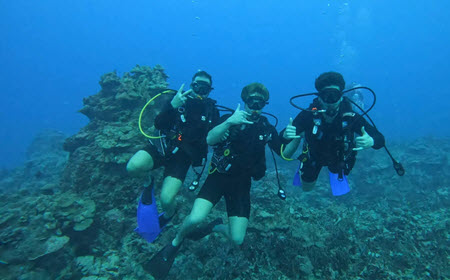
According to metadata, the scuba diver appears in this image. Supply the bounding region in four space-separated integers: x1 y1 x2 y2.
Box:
345 82 365 112
146 83 290 279
127 70 220 242
281 71 386 196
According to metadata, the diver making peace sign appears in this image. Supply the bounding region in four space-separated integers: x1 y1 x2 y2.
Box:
127 70 220 242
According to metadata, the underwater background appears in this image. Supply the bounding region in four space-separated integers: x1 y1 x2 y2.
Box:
0 1 449 279
1 0 450 168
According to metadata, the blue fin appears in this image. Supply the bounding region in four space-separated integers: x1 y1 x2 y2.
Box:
329 171 350 196
292 162 302 187
135 179 161 243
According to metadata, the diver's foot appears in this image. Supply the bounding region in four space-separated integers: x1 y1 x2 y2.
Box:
158 212 175 229
160 243 181 262
185 218 223 241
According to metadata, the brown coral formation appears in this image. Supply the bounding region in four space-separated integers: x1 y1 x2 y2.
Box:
62 64 171 198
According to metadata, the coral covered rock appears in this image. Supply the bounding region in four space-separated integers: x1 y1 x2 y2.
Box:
28 235 70 261
62 65 170 198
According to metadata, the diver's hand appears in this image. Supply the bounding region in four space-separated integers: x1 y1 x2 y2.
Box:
353 126 374 151
226 104 253 126
283 117 301 140
171 84 193 109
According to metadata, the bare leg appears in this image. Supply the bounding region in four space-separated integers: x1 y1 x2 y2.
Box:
214 216 249 246
160 176 184 218
126 150 154 177
172 198 214 246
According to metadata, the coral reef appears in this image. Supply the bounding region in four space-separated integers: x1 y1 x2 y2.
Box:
0 66 448 280
0 129 68 195
61 64 171 198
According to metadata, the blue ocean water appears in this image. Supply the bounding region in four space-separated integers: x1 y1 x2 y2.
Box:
1 0 449 169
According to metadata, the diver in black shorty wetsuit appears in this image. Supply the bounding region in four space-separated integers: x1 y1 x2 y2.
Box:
147 83 292 279
127 70 220 234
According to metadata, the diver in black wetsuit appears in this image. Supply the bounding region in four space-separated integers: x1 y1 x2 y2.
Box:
175 82 288 244
146 83 291 279
127 70 220 228
281 72 385 192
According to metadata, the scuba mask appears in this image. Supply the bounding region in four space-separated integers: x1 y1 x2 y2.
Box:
318 87 343 104
246 97 267 121
246 97 268 110
191 81 213 97
319 96 341 117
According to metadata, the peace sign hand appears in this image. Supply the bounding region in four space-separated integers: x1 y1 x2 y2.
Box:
171 84 193 109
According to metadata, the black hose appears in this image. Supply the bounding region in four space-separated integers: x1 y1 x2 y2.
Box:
262 112 279 128
270 148 286 200
342 86 376 117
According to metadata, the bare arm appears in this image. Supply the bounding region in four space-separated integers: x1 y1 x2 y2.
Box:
207 119 233 146
282 137 302 158
207 104 252 146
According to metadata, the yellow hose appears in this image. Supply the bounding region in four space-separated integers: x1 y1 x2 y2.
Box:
138 90 176 139
208 163 217 174
280 144 295 161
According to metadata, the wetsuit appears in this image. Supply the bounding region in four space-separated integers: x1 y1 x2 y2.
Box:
197 114 283 218
144 97 219 182
288 98 385 182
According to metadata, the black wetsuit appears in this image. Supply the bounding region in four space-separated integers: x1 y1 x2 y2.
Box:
288 98 385 182
144 97 219 181
197 114 283 218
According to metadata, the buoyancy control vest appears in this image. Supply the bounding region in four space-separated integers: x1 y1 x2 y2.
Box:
305 98 357 177
209 115 273 179
161 98 218 166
